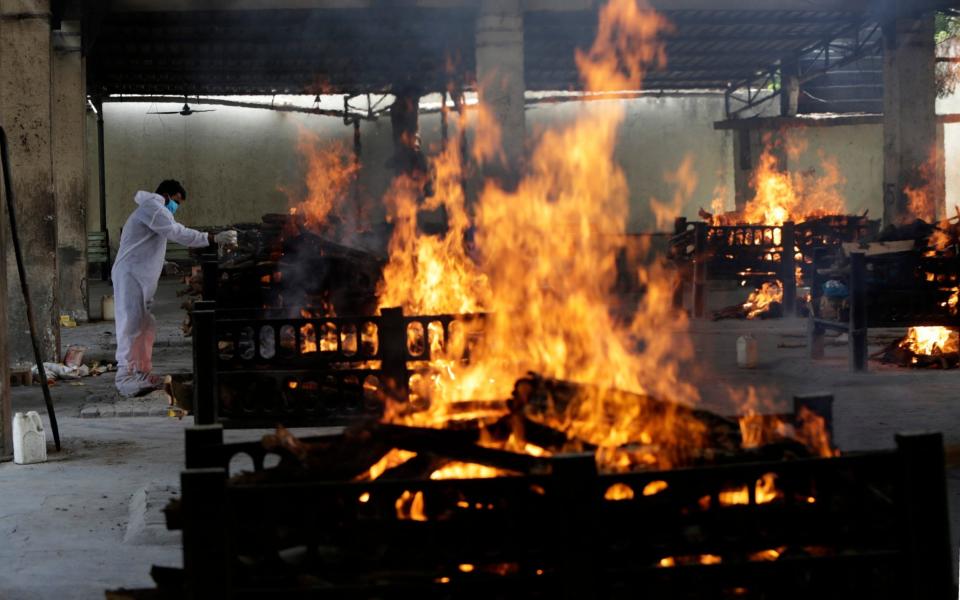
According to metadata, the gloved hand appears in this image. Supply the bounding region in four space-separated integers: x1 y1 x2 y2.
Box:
214 230 238 249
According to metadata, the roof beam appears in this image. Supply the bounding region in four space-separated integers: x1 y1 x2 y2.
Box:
106 0 960 12
108 0 875 13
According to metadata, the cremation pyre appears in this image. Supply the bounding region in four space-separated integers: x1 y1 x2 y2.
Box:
198 213 384 315
670 215 879 319
159 398 953 600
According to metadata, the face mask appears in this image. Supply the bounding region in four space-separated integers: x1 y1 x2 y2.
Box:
165 199 179 215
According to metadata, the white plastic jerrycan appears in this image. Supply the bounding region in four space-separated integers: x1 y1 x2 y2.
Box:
737 335 759 369
13 411 47 464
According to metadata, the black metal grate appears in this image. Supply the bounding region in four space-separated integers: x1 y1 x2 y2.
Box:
170 426 954 599
192 301 484 428
810 250 960 371
671 216 879 318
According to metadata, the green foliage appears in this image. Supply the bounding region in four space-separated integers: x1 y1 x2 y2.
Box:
936 12 960 45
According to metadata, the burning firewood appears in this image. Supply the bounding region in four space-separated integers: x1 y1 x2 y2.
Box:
256 423 393 481
242 371 833 486
512 373 742 468
873 326 960 369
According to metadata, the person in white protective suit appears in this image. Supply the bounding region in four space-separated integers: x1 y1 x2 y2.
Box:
112 180 237 397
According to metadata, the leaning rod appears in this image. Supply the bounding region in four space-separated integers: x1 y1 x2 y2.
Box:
95 98 110 280
0 127 61 451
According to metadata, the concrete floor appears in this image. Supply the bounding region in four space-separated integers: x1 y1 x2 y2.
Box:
1 279 960 598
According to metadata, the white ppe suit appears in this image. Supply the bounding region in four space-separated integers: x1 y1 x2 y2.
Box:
112 191 209 396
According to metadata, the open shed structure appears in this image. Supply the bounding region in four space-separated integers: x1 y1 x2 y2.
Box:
0 0 956 458
3 2 960 598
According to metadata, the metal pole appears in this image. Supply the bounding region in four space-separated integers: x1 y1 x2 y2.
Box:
95 97 110 281
781 222 797 316
0 127 61 451
353 118 361 215
849 252 867 372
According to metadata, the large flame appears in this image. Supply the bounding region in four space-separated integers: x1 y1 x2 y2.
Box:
364 0 836 475
740 144 846 226
375 0 709 471
286 130 359 234
378 138 490 315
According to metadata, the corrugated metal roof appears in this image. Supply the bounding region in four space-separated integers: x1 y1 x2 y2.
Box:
87 7 867 96
525 10 863 91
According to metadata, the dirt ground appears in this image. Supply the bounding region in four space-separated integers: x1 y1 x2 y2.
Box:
1 278 959 598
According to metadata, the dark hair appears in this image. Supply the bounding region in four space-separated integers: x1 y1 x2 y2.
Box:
155 179 186 199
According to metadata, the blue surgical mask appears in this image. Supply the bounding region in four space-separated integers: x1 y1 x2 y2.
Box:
165 199 179 215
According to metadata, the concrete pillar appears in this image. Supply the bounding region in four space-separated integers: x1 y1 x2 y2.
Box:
882 12 944 226
389 88 421 175
1 0 59 364
475 0 525 186
780 62 800 118
53 20 87 322
733 129 753 212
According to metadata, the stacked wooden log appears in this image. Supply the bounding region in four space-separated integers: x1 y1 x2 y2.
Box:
235 373 820 485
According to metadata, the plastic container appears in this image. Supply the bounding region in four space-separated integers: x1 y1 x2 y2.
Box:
737 335 758 369
102 295 115 321
13 411 47 464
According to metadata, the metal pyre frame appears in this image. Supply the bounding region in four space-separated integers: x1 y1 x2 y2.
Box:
164 404 953 600
671 216 878 318
192 300 482 428
809 250 960 371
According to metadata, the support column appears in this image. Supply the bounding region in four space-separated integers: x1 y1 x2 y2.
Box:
0 0 59 364
0 95 5 458
732 129 754 212
780 61 800 118
475 0 525 187
882 12 944 226
53 20 87 322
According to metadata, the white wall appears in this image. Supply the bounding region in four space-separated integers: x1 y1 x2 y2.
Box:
86 101 397 251
783 124 885 219
87 93 738 256
525 94 735 232
938 94 960 216
93 92 945 255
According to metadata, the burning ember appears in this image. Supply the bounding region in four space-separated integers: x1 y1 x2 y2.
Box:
901 326 958 356
877 326 960 368
743 281 783 320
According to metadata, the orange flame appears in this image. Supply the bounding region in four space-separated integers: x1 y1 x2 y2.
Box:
575 0 672 92
375 1 707 473
429 462 509 480
604 482 635 501
472 89 505 166
796 407 839 458
395 489 427 521
651 154 697 231
299 323 317 354
899 326 959 357
359 449 417 481
717 473 782 506
378 137 490 315
904 148 943 224
741 144 846 226
743 281 783 319
286 131 359 234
